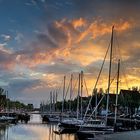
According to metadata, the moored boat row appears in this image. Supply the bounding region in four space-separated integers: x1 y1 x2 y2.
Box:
41 26 140 140
0 112 30 125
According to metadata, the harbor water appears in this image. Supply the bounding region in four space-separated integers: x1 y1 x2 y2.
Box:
0 114 140 140
0 114 76 140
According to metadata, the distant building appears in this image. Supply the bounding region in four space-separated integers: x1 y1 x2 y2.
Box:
120 89 140 97
119 89 140 114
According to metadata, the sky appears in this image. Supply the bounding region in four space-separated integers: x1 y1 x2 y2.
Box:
0 0 140 107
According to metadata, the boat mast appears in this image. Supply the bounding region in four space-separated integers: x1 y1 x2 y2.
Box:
69 74 73 112
53 90 55 112
50 91 52 113
114 59 120 125
62 76 66 113
94 88 98 119
6 91 9 116
81 71 83 119
55 90 57 112
77 73 81 120
105 26 114 125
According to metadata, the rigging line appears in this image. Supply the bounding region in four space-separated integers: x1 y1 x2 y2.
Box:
64 78 71 100
79 94 106 130
122 60 129 88
84 77 89 96
83 76 93 112
114 31 122 60
55 80 63 98
114 31 129 89
86 94 105 121
83 41 111 121
71 76 78 100
113 31 119 62
86 72 118 121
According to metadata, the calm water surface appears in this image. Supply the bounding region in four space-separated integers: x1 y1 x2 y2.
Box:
0 114 140 140
0 114 76 140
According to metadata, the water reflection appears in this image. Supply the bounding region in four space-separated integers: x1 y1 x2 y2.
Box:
0 124 7 140
1 114 140 140
0 114 77 140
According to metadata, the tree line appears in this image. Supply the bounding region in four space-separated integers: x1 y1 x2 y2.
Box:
41 87 140 115
0 87 33 112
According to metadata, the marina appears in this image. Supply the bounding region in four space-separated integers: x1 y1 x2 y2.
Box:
0 114 140 140
0 0 140 139
40 26 140 139
0 24 139 139
0 114 76 140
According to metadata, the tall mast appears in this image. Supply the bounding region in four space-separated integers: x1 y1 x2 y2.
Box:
50 91 52 113
55 90 57 112
80 71 83 119
114 59 120 125
6 91 9 116
69 74 73 112
53 90 55 112
105 26 114 125
62 76 66 113
77 73 81 120
94 88 97 118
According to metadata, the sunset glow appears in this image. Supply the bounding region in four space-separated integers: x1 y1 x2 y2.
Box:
0 0 140 106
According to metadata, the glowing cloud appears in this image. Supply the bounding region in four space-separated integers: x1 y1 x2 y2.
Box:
71 18 86 28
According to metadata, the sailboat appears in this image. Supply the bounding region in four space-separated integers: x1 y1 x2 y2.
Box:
58 72 85 133
42 90 60 123
77 26 118 139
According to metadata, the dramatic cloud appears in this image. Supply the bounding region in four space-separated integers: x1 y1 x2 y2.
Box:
71 18 86 29
0 44 16 70
14 18 132 69
0 0 140 105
